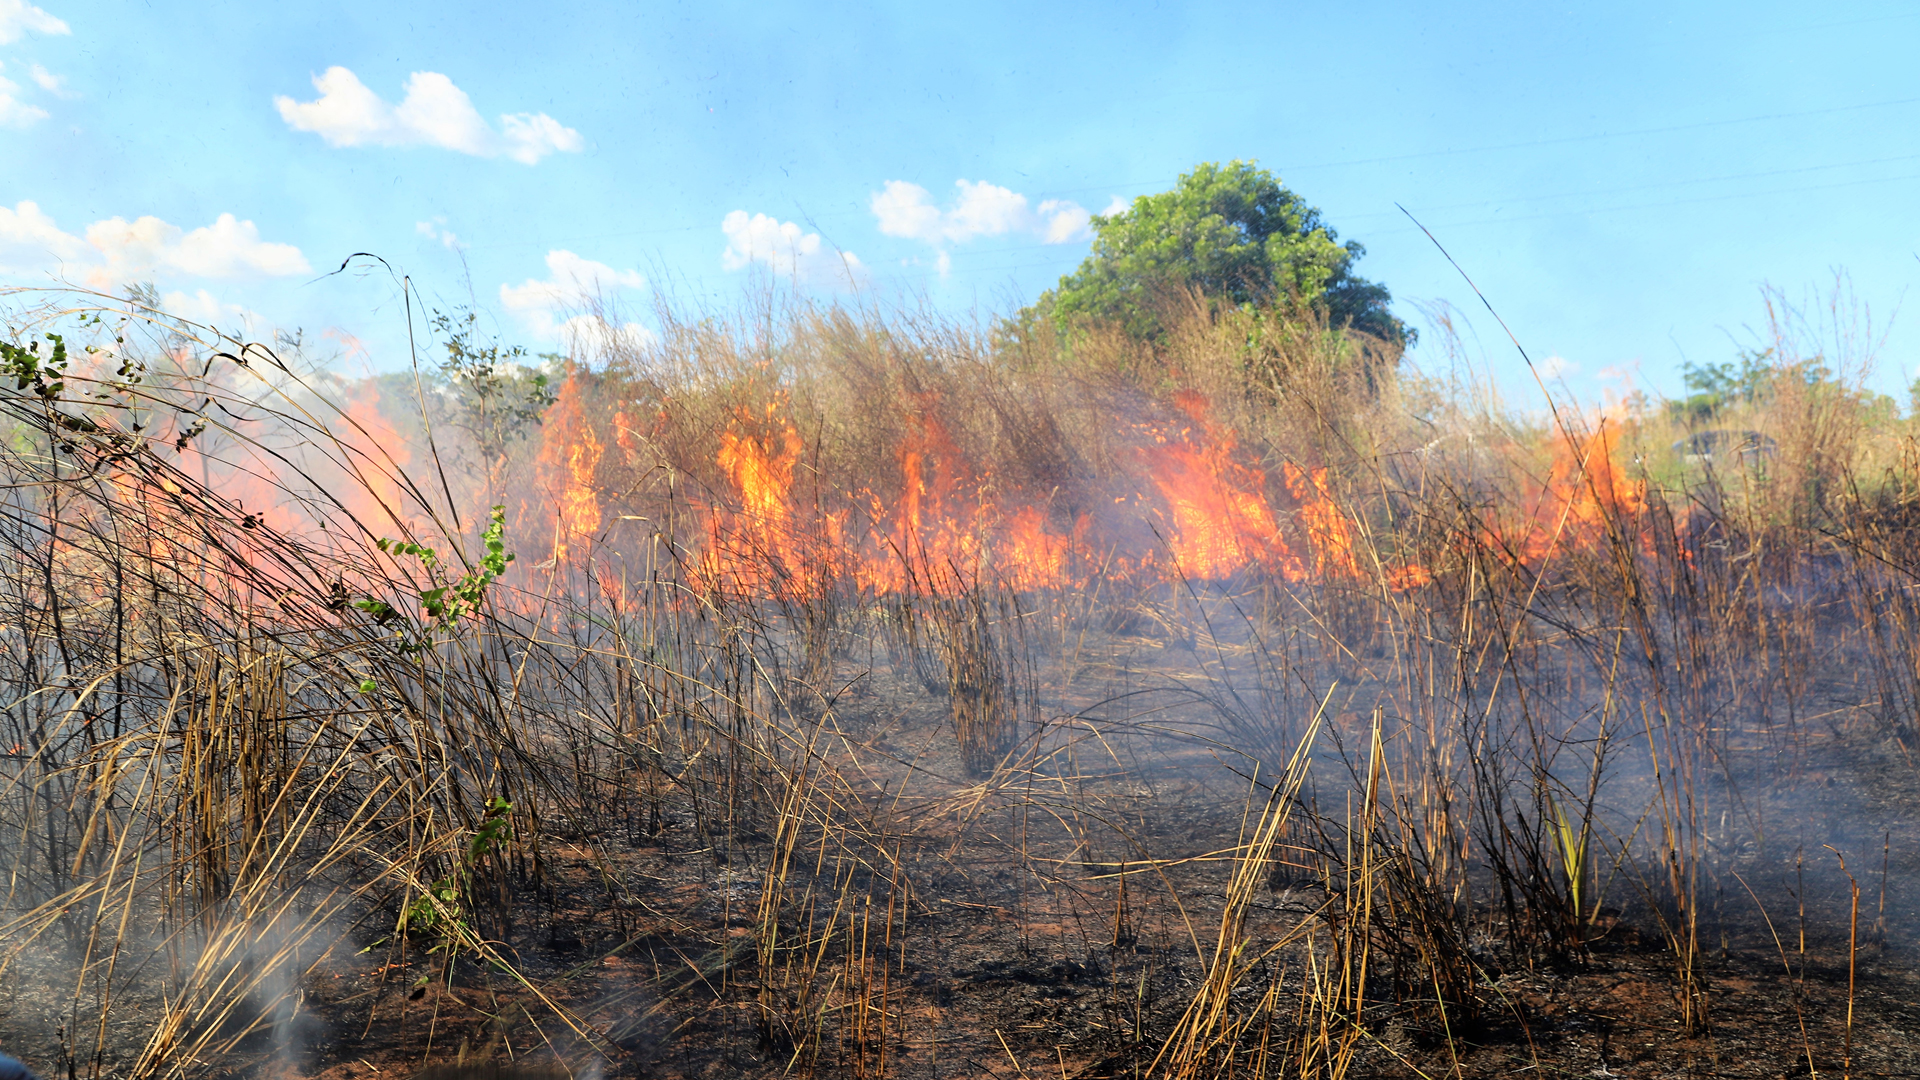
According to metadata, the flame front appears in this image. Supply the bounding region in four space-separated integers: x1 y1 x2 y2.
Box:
705 404 828 595
1283 463 1361 582
682 392 1418 598
1502 416 1648 565
1140 395 1291 580
539 373 603 564
387 376 1654 603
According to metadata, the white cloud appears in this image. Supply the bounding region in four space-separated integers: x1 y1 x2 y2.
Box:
28 63 69 97
87 213 310 281
497 112 582 164
870 182 942 243
1101 195 1130 217
0 62 72 128
161 289 262 333
720 210 864 287
871 179 1092 246
0 201 308 287
1035 198 1090 243
501 249 644 311
560 314 657 356
275 67 584 165
0 0 68 44
499 249 647 338
0 74 46 127
945 180 1029 239
415 218 462 250
1537 355 1578 380
0 199 85 272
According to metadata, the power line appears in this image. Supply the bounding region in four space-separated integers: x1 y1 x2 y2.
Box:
1025 93 1920 200
1371 168 1920 238
449 94 1920 264
1340 151 1920 225
1279 94 1920 173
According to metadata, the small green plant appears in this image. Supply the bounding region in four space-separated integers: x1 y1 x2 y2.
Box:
353 505 515 650
1547 790 1591 930
0 334 69 400
401 795 514 949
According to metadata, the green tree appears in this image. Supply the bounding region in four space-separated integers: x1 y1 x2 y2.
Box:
431 308 558 501
1675 348 1776 422
1025 160 1407 346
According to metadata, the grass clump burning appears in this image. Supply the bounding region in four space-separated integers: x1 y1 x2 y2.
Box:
0 278 1915 1080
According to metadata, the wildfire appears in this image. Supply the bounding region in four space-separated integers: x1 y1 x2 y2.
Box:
717 404 802 527
695 401 1096 596
426 372 1659 601
875 409 985 590
612 409 640 459
123 357 1669 609
83 342 1669 614
1283 463 1361 581
539 373 603 564
682 390 1415 598
170 379 402 546
996 506 1085 594
1505 416 1647 565
1128 393 1287 581
342 381 412 537
704 403 833 594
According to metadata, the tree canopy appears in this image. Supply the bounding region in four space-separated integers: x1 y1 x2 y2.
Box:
1026 161 1408 346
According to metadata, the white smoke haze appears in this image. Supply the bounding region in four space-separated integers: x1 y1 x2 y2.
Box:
0 284 1914 1078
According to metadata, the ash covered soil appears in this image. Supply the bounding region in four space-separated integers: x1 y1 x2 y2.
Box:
166 639 1920 1080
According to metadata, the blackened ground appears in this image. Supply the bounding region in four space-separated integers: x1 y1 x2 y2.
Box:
140 655 1920 1080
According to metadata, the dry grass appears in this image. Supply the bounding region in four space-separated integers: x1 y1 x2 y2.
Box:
0 282 1914 1079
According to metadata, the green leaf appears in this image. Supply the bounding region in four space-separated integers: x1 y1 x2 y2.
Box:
1021 160 1407 348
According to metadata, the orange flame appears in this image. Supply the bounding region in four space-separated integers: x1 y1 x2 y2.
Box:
539 372 603 564
612 409 639 457
346 382 411 533
1138 392 1291 580
879 409 985 589
1506 416 1646 565
683 390 1432 597
1283 463 1361 581
499 376 1460 600
113 355 1672 607
995 506 1085 593
718 404 802 528
705 403 823 594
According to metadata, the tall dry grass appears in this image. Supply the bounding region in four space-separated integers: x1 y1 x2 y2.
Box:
0 280 1910 1079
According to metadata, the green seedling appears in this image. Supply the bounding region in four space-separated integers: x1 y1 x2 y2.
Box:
353 506 515 652
401 795 515 951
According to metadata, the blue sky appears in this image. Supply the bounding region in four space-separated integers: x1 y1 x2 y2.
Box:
3 0 1919 407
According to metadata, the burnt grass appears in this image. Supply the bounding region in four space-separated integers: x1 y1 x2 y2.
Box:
18 269 1920 1080
210 641 1920 1080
